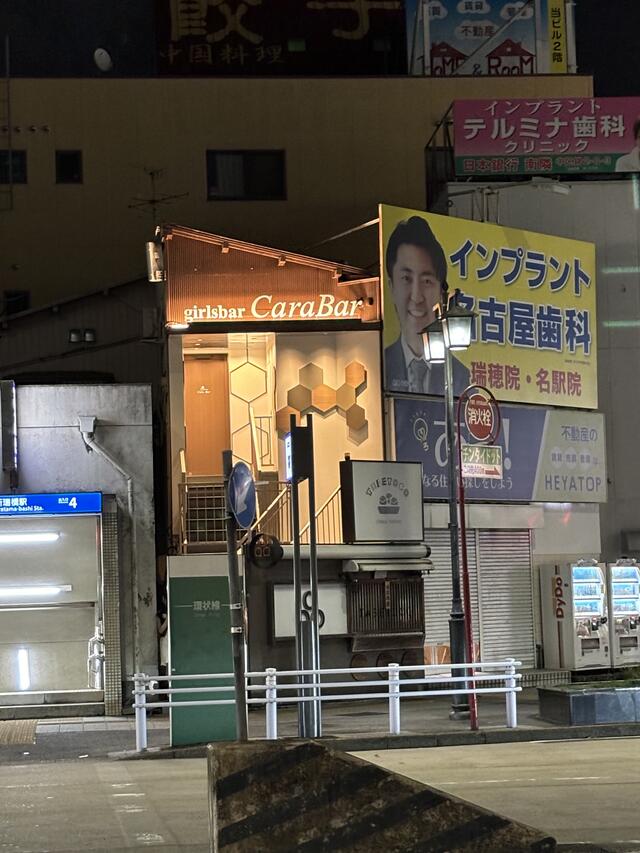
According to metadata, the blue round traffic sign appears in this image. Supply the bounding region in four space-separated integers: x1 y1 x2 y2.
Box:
228 462 256 529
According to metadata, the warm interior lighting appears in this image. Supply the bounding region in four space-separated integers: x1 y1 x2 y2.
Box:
0 584 72 599
166 322 190 331
422 320 445 363
17 649 30 691
0 532 60 544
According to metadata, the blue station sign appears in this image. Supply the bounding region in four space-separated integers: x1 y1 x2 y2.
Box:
0 492 103 517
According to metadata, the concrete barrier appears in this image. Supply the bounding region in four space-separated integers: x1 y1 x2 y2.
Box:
208 741 556 852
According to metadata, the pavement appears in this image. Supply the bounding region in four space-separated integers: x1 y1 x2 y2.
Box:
354 738 640 852
1 693 639 851
0 757 209 852
1 688 639 763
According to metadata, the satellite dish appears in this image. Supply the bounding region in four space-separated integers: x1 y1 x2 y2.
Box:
93 48 113 72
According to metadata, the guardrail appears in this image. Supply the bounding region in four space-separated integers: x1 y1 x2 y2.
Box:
132 659 521 752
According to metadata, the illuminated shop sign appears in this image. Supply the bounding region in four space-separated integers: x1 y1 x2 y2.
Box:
163 229 380 327
183 293 366 324
0 492 103 516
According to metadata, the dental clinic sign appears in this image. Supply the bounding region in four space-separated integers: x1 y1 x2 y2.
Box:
163 226 380 328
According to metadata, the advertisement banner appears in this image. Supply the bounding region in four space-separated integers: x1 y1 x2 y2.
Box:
405 0 567 76
380 204 597 408
157 0 406 76
394 397 606 502
454 97 640 175
547 1 567 72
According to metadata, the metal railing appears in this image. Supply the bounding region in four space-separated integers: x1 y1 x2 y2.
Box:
242 481 291 545
179 479 290 550
132 659 522 751
300 486 342 545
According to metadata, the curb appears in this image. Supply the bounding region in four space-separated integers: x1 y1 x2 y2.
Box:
112 720 640 760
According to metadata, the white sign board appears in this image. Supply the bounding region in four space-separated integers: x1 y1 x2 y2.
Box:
341 460 424 543
273 583 348 638
284 433 293 481
461 444 503 480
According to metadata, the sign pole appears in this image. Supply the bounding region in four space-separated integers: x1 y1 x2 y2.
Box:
457 385 501 732
289 414 306 737
306 414 322 737
456 396 478 732
444 348 469 719
222 449 248 742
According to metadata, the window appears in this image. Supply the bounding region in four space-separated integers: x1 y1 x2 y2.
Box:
206 150 286 201
4 290 30 315
0 151 27 184
56 150 83 184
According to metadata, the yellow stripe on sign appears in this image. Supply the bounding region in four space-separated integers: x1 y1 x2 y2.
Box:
548 2 568 73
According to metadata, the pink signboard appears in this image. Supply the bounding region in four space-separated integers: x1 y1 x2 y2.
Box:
454 97 640 175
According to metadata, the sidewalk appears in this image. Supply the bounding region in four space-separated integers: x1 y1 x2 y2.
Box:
2 688 640 764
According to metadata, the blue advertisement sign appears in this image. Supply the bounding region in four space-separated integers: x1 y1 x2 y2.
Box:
0 492 102 517
394 398 606 503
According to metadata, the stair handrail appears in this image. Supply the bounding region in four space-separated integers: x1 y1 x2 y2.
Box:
300 485 342 544
239 481 291 546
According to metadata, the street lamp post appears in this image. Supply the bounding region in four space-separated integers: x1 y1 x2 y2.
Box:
422 284 475 720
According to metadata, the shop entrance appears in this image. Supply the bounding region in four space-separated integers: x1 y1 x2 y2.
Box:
0 511 103 702
184 355 230 477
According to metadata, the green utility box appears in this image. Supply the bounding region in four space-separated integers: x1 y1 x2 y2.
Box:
167 556 237 746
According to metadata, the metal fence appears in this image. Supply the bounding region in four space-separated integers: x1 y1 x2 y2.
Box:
132 659 521 752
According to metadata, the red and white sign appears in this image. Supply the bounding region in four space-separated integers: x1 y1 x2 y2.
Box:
464 393 495 443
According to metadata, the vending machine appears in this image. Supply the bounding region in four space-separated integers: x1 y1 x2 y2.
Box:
540 562 610 671
607 559 640 667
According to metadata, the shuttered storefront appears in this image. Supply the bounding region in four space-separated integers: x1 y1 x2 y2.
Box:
477 530 535 668
424 528 535 668
423 530 479 660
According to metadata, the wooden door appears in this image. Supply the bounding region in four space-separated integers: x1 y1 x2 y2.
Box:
184 356 230 476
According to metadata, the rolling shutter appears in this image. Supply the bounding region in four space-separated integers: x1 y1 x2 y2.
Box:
423 529 479 650
477 530 535 668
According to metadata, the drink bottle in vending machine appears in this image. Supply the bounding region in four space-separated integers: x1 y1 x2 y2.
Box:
607 559 640 667
540 561 610 671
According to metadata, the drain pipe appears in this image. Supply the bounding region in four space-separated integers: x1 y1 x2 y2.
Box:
78 416 141 678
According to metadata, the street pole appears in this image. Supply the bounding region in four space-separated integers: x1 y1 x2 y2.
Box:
306 415 322 737
443 349 469 719
222 449 248 741
456 395 479 731
289 414 306 737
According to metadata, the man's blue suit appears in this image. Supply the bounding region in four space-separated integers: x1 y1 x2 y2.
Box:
384 337 471 397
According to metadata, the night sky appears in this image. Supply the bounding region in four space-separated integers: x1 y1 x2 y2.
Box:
575 0 640 96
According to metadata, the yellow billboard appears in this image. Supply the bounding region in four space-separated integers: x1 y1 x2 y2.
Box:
380 204 597 409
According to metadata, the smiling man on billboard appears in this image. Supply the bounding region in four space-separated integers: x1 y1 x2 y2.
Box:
384 214 470 396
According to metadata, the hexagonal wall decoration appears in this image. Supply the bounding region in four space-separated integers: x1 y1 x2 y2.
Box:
336 383 356 412
276 406 299 437
346 403 366 431
287 384 312 412
345 361 367 391
299 362 323 389
311 384 337 413
231 423 252 463
229 361 267 403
